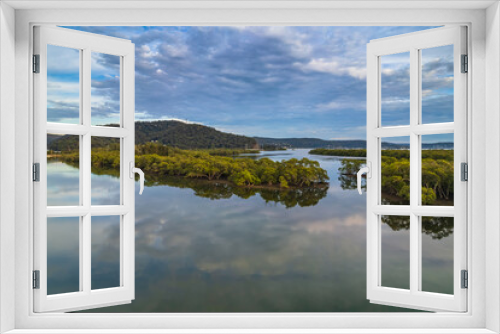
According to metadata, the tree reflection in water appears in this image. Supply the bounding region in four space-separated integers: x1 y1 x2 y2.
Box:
64 160 330 209
71 157 453 236
146 174 329 208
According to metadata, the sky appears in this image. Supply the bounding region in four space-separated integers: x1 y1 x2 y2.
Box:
47 26 454 141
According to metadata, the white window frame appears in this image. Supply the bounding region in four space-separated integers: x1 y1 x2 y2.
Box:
33 26 136 313
366 26 468 312
1 1 499 333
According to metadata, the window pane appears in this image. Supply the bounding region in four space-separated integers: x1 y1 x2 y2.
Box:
381 136 410 205
381 52 410 127
421 133 454 206
421 45 454 124
91 216 121 290
47 133 80 206
47 217 80 295
91 137 121 205
47 45 80 124
91 52 121 126
381 215 410 290
421 217 454 294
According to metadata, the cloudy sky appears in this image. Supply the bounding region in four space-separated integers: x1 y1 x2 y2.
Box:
48 26 454 140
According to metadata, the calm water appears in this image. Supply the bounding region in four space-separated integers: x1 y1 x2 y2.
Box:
47 149 453 312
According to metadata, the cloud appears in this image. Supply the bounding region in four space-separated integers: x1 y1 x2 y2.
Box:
315 99 366 112
57 25 441 138
297 58 367 80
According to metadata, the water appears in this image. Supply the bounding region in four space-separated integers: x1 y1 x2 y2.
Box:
47 149 452 312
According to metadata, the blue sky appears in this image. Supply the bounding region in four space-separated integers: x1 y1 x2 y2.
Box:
48 26 454 141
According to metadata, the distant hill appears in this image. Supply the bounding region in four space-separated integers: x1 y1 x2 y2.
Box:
47 121 453 151
254 137 453 150
254 137 366 149
48 120 258 151
135 120 257 149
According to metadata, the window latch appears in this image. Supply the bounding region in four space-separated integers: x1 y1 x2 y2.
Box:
356 161 371 195
129 162 145 195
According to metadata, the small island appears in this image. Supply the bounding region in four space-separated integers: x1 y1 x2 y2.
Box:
55 143 330 190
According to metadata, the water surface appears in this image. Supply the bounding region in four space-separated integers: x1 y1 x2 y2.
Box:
47 149 453 312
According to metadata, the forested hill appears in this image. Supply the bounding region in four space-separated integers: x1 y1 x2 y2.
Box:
135 121 257 149
48 120 258 150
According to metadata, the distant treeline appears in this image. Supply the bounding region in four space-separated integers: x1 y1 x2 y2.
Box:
261 144 287 151
58 143 329 189
310 148 366 157
134 144 258 157
255 137 367 149
310 148 453 161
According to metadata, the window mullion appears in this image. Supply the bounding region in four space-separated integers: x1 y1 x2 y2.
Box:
409 47 420 294
82 47 92 294
373 205 455 217
78 48 85 292
413 123 454 135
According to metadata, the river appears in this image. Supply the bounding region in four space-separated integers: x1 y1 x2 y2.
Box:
46 149 453 312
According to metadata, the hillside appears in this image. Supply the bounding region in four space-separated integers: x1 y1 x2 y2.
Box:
48 120 258 151
135 121 257 149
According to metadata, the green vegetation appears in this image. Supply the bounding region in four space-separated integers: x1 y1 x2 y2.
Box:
206 149 259 156
334 149 454 205
338 159 365 175
56 155 328 208
310 148 367 157
381 150 453 205
57 143 329 189
135 121 257 149
260 144 287 151
136 144 329 188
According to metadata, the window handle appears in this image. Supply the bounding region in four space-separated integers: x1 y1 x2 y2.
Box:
129 162 145 195
357 162 371 195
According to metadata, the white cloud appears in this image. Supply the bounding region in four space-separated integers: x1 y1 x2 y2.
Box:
296 58 367 80
161 43 188 58
316 100 366 112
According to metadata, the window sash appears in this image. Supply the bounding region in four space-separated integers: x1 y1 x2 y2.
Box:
32 25 136 313
366 26 468 312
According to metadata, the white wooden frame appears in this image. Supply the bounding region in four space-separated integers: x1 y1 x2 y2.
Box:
1 1 498 333
366 26 467 312
33 26 136 312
